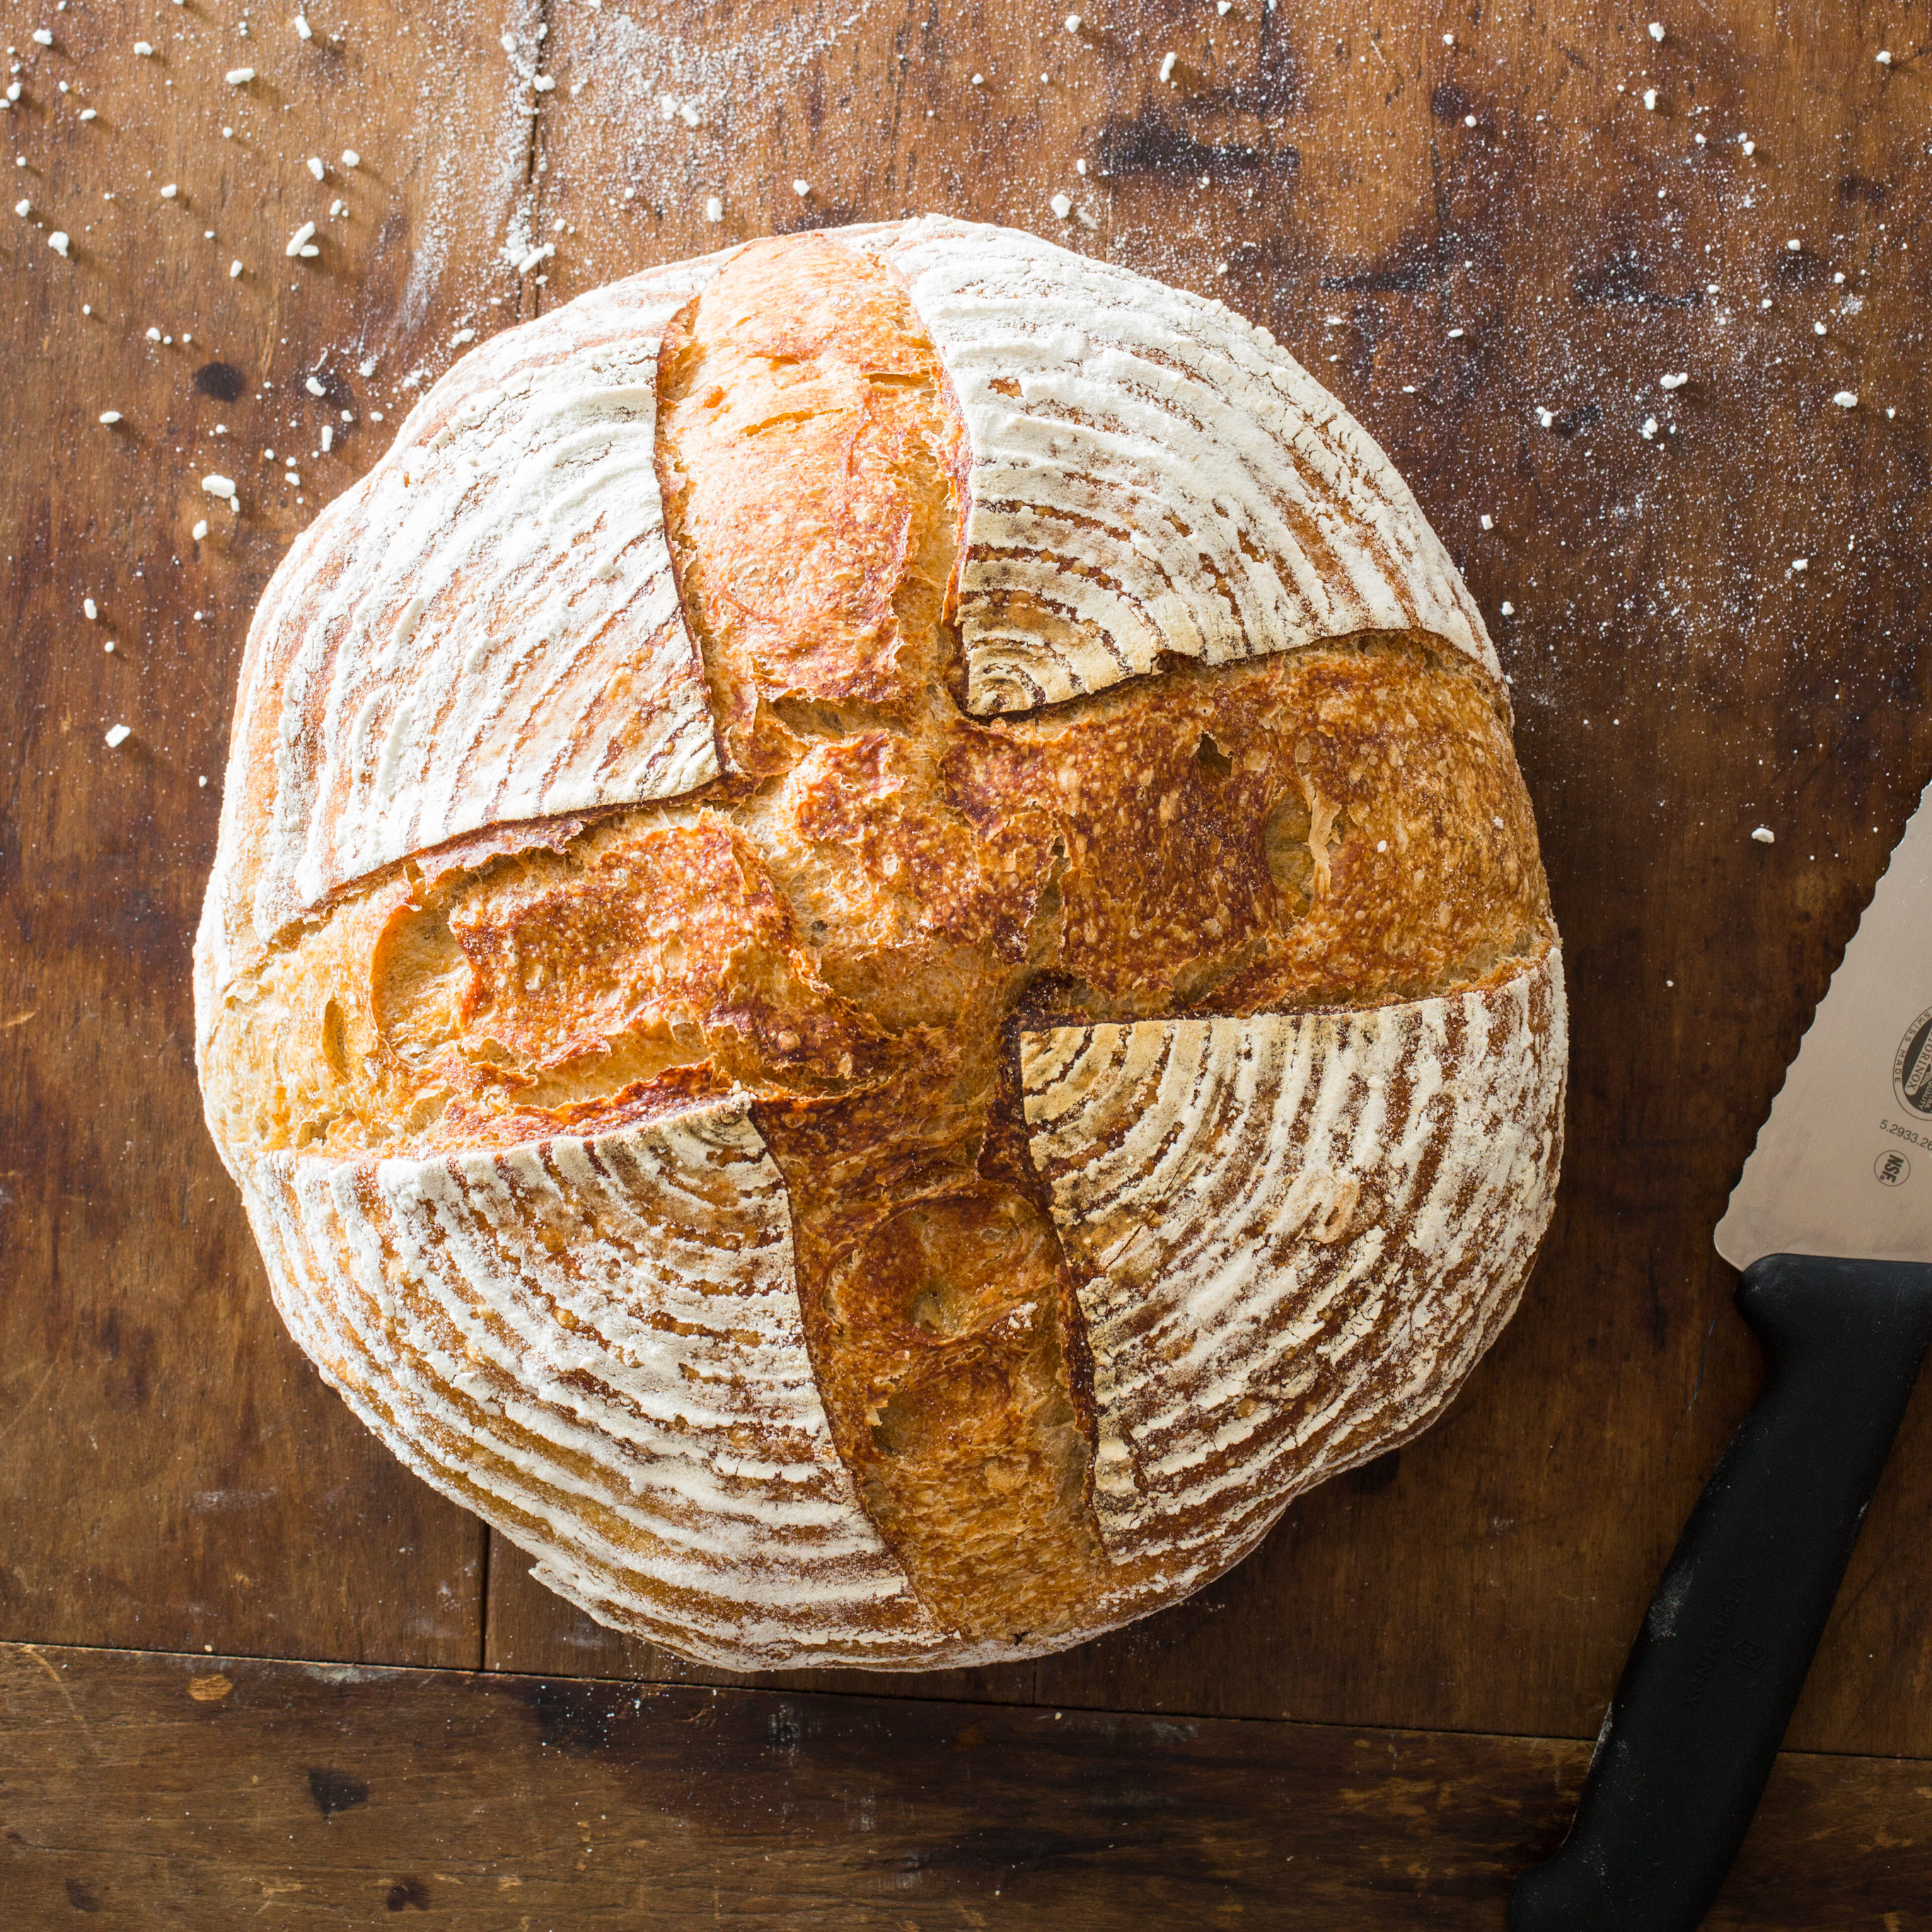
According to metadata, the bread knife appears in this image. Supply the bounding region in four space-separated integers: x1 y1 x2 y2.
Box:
1510 780 1932 1931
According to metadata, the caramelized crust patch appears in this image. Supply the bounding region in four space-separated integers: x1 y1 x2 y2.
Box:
656 232 970 775
446 818 889 1088
1004 644 1546 1019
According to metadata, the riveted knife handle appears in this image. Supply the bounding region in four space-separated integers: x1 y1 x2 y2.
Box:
1510 1252 1932 1932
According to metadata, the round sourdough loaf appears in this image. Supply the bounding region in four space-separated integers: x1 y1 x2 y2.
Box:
196 218 1566 1671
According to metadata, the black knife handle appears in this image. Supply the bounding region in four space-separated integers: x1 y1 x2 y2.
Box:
1510 1252 1932 1932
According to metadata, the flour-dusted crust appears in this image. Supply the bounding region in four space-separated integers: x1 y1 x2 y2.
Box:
199 225 1566 1672
241 1095 953 1668
199 253 734 1019
1022 949 1566 1595
847 216 1496 715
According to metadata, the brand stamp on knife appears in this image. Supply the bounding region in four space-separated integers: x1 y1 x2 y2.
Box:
1892 1007 1932 1116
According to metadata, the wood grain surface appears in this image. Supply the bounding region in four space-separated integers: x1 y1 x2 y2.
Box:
4 0 1932 1921
0 0 540 1669
6 1642 1931 1931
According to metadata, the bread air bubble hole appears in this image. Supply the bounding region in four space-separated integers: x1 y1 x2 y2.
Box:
770 697 851 739
870 1390 920 1457
372 893 472 1068
1262 789 1315 909
1193 731 1232 782
320 997 349 1080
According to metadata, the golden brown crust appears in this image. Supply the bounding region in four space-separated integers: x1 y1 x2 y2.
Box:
655 233 971 775
200 232 1558 1656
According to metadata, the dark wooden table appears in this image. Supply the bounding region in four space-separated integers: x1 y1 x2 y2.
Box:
5 1 1931 1924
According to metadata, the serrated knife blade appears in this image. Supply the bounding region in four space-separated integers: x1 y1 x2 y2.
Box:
1512 780 1932 1932
1716 780 1932 1269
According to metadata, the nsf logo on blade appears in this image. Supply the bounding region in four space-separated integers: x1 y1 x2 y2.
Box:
1895 1007 1932 1116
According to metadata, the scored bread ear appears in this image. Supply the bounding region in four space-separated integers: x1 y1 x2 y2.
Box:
842 216 1498 715
198 251 737 1026
1019 947 1566 1591
240 1093 954 1670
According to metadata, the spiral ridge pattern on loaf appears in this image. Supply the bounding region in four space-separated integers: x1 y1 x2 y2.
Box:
241 1097 948 1667
202 260 729 1003
1022 949 1566 1589
848 217 1496 714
